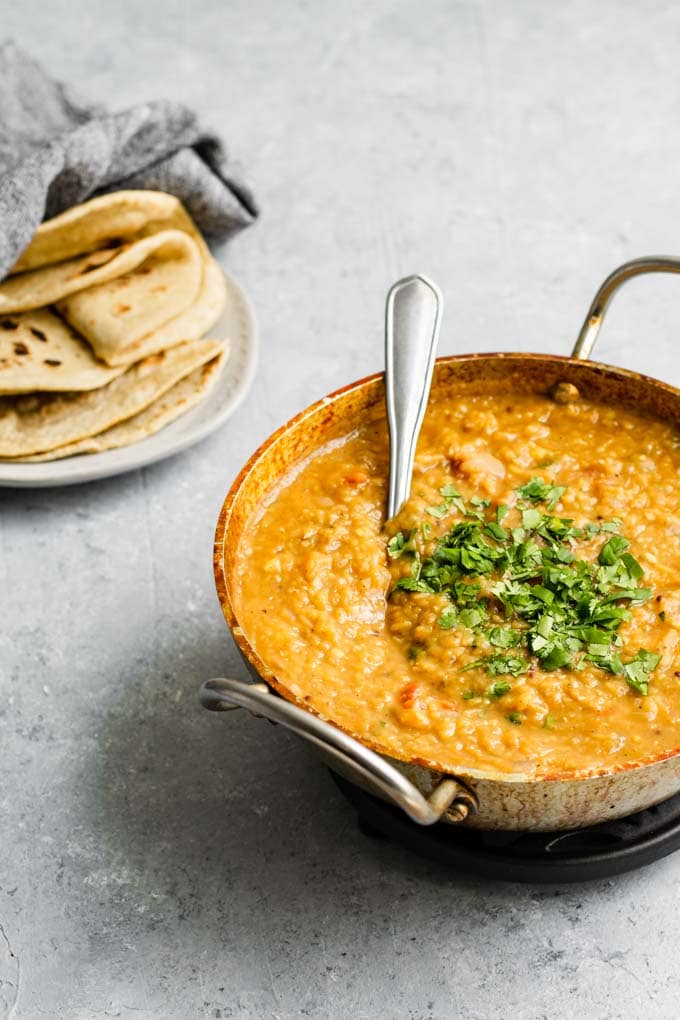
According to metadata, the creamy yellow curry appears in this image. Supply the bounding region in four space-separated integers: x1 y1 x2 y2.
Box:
233 390 680 778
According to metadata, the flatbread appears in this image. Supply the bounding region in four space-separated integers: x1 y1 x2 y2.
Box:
0 309 126 394
4 191 226 368
0 229 202 317
15 350 227 461
63 253 226 368
0 339 224 457
54 233 204 363
10 190 209 273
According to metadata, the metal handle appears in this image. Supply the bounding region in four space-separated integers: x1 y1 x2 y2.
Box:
200 678 477 825
385 274 443 519
572 256 680 359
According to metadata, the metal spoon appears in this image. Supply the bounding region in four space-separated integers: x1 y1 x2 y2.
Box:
384 275 444 519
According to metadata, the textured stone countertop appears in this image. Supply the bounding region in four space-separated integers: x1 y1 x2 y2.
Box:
2 2 680 1017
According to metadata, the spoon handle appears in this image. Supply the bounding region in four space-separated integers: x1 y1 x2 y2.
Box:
385 274 443 519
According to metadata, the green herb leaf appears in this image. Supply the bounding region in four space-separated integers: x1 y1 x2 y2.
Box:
623 649 661 696
521 507 543 531
487 678 512 698
598 535 630 566
438 606 457 630
516 477 565 507
458 607 485 629
485 656 528 678
389 476 660 693
426 503 451 519
391 577 434 594
387 531 407 559
488 627 522 649
426 484 464 518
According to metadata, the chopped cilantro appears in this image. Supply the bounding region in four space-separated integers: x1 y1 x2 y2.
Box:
598 535 630 566
516 477 565 507
487 655 528 677
426 503 451 519
438 606 457 630
521 507 543 531
458 607 485 629
488 627 522 649
426 484 464 518
392 576 434 593
388 477 661 697
623 649 662 696
462 656 526 680
387 531 407 558
486 678 513 698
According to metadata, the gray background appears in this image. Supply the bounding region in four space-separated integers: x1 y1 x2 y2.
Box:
1 2 679 1017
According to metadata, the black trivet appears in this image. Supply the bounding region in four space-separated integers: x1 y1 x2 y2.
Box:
332 773 680 882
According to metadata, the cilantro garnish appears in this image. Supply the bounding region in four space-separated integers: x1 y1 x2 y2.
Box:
516 477 565 508
486 678 513 698
488 627 522 649
438 606 457 630
623 649 661 696
426 484 464 518
387 532 406 558
388 477 661 697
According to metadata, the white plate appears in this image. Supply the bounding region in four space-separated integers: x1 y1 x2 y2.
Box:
0 269 258 488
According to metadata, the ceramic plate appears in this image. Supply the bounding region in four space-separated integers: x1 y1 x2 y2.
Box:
0 269 257 488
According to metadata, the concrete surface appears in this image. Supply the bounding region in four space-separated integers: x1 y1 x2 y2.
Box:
2 1 680 1017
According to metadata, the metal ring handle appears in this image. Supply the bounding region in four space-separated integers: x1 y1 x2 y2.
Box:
200 678 477 825
572 256 680 360
385 274 443 519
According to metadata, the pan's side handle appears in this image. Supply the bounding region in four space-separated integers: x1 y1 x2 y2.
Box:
572 256 680 360
200 678 478 826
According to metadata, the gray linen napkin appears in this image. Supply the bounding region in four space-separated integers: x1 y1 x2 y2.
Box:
0 40 258 277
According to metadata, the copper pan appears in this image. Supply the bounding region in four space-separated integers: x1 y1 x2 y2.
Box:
201 258 680 831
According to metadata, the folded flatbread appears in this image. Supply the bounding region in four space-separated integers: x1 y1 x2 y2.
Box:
15 350 227 461
0 228 202 319
0 308 126 393
53 232 205 363
0 338 224 457
10 190 208 273
57 248 225 367
3 191 226 368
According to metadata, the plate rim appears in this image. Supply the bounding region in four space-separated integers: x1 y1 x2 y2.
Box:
0 268 258 488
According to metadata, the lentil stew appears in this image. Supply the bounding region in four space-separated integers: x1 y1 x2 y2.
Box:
231 374 680 780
